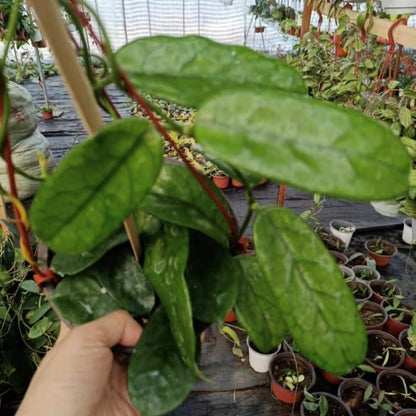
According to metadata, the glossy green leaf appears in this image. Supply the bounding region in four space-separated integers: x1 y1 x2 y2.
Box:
30 118 163 255
234 255 287 353
116 35 306 107
194 90 410 200
185 232 239 323
20 280 39 294
28 317 53 339
399 107 413 128
92 244 154 315
128 307 197 416
51 229 129 276
49 276 120 324
254 206 366 374
144 223 199 376
140 164 231 247
28 302 52 325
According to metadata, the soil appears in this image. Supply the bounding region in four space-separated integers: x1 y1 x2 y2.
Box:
271 356 312 392
346 253 372 268
366 332 403 368
359 305 384 327
316 228 345 252
302 394 350 416
341 385 379 416
354 269 377 281
378 372 416 410
367 241 396 256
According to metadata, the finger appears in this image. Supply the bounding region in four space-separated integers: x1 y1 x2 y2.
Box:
74 310 142 348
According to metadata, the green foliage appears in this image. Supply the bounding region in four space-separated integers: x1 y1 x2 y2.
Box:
10 11 412 416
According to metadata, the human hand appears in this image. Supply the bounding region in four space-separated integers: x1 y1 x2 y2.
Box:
16 310 142 416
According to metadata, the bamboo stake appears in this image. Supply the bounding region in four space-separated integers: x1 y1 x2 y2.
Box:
26 0 141 261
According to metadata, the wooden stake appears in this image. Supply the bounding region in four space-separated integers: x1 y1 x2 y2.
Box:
27 0 141 260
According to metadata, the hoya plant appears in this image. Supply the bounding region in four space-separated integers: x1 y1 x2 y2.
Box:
0 1 411 415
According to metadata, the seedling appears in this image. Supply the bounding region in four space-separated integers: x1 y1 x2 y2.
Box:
384 298 415 323
384 375 416 404
374 346 405 367
219 324 243 358
407 315 416 352
303 389 329 415
281 368 305 391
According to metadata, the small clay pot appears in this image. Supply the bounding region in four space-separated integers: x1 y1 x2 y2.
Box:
224 310 237 323
348 281 373 303
352 265 381 282
357 300 387 331
231 179 244 188
369 280 401 304
339 265 355 282
269 352 316 404
398 328 416 373
330 250 348 265
321 367 365 386
366 330 405 373
376 369 416 411
395 410 416 416
212 175 229 189
381 299 414 338
364 239 397 267
42 110 53 120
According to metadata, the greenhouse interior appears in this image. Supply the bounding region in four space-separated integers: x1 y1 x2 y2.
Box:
1 0 416 415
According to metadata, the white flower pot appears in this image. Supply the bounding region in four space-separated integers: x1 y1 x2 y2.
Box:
380 0 416 13
31 30 42 42
246 337 280 373
329 220 356 249
402 217 416 244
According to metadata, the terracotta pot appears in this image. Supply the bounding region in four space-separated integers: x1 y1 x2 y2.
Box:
348 281 373 303
224 310 237 323
300 391 352 416
376 368 416 410
338 378 382 416
42 110 53 120
398 328 416 373
269 352 316 404
231 179 244 188
321 367 365 386
395 410 416 416
365 239 397 267
352 265 381 282
357 300 387 331
246 337 281 373
212 175 229 189
381 299 414 338
369 280 401 304
254 26 265 33
366 330 405 373
15 30 26 41
336 45 348 57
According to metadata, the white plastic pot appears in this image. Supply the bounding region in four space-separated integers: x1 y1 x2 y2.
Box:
246 337 280 373
370 201 402 218
329 220 356 249
402 217 416 245
380 0 416 13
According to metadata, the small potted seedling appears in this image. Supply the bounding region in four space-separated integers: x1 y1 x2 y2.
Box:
356 301 387 331
211 169 229 189
301 389 352 416
329 220 356 249
246 336 280 373
339 265 355 282
269 352 316 403
369 280 402 304
38 104 56 120
352 265 381 282
382 298 415 337
348 281 372 302
399 315 416 372
364 238 397 267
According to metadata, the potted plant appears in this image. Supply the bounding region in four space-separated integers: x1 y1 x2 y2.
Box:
246 336 280 373
366 330 406 373
339 265 355 282
330 250 348 265
211 169 229 189
4 2 412 415
329 220 356 249
352 265 381 282
356 300 388 331
376 368 416 411
301 390 352 416
315 227 346 252
38 104 56 120
321 364 374 386
269 352 316 403
398 316 416 372
369 280 402 304
338 378 393 416
364 238 398 267
381 298 415 337
348 281 373 302
280 18 299 36
402 217 416 245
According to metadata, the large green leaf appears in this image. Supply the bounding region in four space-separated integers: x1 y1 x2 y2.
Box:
128 307 197 416
185 232 239 323
194 90 410 200
254 206 366 374
49 276 120 324
30 118 163 255
143 223 199 376
51 229 129 276
140 164 231 247
234 255 287 353
91 244 154 315
116 35 306 107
